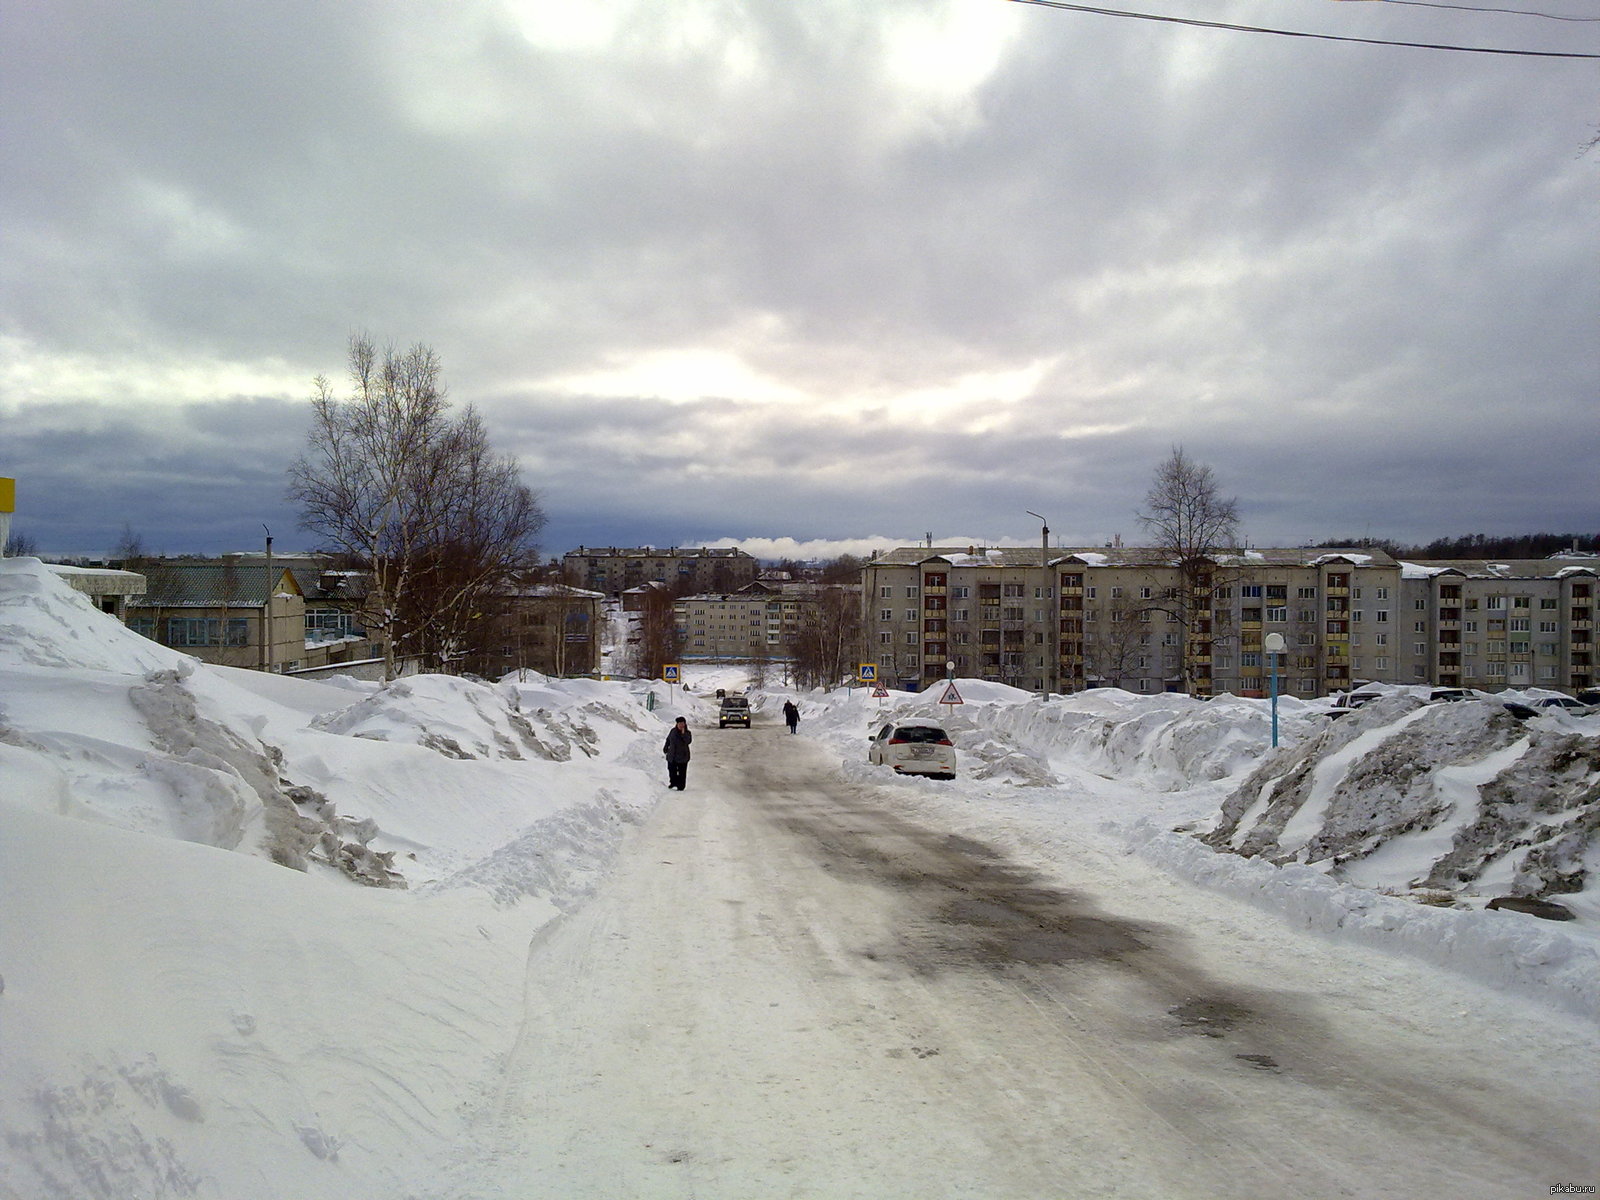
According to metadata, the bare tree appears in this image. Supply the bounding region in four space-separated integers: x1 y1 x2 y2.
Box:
4 530 39 558
288 334 545 677
631 586 682 680
112 523 150 569
1084 589 1146 689
1137 447 1240 694
788 586 860 690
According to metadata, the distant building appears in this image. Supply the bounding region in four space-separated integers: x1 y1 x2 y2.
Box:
862 545 1404 697
1401 559 1596 694
127 561 308 671
48 563 146 620
862 545 1598 697
564 546 757 598
470 583 606 679
671 580 830 662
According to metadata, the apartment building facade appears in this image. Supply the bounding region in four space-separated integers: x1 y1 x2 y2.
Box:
1400 560 1595 694
674 581 817 660
861 546 1407 697
563 546 758 599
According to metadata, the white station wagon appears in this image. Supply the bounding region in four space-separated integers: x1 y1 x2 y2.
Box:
868 720 957 780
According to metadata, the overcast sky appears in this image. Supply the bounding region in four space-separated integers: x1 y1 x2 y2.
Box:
3 0 1596 562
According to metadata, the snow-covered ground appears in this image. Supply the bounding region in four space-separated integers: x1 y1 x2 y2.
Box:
1 556 1595 1197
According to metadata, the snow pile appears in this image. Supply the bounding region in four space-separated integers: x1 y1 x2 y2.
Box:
0 557 676 1198
310 672 638 763
0 557 189 674
1208 695 1600 907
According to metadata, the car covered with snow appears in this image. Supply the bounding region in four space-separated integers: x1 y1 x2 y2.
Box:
1326 689 1381 717
868 720 956 779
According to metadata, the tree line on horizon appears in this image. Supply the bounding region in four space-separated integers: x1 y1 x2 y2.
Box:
1310 532 1598 561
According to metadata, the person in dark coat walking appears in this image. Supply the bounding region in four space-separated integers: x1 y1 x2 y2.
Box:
782 699 799 734
663 716 692 789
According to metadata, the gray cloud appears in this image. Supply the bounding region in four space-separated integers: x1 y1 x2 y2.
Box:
3 1 1595 560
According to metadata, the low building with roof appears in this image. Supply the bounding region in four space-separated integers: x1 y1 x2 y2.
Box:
127 561 308 671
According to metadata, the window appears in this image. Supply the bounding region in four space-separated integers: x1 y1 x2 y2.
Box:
879 632 892 644
905 631 919 645
1297 586 1317 599
880 586 893 598
1512 596 1530 610
1485 596 1506 610
1539 621 1557 633
1375 587 1389 600
952 586 970 599
1510 618 1530 632
1374 656 1389 670
880 609 892 622
1414 642 1426 655
1267 607 1287 622
1086 586 1097 599
1139 586 1153 599
1241 651 1261 667
166 617 248 647
905 609 917 622
1540 598 1557 610
1241 585 1262 598
906 586 920 598
1375 633 1388 646
1376 610 1389 623
1035 586 1053 599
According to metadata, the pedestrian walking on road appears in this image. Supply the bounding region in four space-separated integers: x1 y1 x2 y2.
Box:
663 716 693 789
783 699 799 734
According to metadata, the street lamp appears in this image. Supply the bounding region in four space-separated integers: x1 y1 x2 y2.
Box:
1026 511 1056 695
1264 632 1286 748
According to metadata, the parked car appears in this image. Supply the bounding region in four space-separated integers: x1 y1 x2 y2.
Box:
1327 690 1380 717
1530 696 1592 713
718 694 751 728
1577 688 1600 707
1429 688 1473 703
868 720 956 779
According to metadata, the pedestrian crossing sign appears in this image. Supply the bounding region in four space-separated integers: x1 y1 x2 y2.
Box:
859 663 877 683
663 665 680 683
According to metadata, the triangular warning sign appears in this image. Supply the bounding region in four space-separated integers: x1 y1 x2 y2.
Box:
872 685 889 698
938 681 963 705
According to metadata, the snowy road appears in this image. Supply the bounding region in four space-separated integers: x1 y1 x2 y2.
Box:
422 724 1599 1200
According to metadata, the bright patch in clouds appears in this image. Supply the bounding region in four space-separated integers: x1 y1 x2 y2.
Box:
547 347 808 405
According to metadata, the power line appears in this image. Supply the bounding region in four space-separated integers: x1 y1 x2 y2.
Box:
1006 0 1600 57
1351 1 1600 22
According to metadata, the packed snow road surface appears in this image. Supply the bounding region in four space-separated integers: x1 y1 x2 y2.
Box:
421 725 1597 1200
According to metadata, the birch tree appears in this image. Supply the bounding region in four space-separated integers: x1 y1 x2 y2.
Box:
1137 446 1240 694
288 335 544 677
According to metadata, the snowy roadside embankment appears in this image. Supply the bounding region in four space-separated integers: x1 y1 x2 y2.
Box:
801 679 1600 1022
0 558 679 1198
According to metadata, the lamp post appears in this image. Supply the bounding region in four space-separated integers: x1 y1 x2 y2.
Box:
1264 632 1286 748
1026 511 1056 696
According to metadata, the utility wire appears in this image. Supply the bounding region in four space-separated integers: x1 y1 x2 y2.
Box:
1345 1 1600 22
1007 0 1600 56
